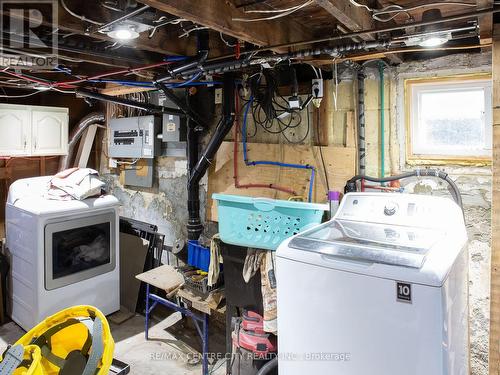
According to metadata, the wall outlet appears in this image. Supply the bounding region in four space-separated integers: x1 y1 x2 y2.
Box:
109 158 117 168
215 88 223 104
312 79 324 99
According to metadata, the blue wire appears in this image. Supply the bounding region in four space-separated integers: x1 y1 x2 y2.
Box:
168 72 202 88
87 78 222 88
164 56 188 62
241 95 316 202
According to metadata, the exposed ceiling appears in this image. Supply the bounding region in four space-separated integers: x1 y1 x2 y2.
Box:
0 0 494 93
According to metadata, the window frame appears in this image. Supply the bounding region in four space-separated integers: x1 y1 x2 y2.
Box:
405 74 492 166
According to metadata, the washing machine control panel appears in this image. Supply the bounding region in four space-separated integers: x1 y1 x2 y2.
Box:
383 201 398 216
336 193 461 229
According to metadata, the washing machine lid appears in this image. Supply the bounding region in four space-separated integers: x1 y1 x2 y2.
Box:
288 219 443 269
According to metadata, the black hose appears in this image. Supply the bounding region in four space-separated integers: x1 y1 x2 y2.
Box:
345 169 463 210
255 357 278 375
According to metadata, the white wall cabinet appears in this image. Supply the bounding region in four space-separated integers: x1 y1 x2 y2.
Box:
0 104 68 156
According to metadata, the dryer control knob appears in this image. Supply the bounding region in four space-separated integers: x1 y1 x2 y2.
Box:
384 202 398 216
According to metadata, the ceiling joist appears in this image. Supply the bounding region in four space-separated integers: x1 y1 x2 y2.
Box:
477 0 494 45
313 0 374 40
136 0 315 53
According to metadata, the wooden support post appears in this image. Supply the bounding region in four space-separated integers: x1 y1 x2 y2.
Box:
74 125 99 168
490 25 500 375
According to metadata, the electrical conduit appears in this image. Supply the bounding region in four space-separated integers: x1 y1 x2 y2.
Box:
242 96 316 202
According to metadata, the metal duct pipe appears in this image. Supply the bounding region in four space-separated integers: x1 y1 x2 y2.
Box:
186 73 235 240
357 69 366 175
75 89 185 116
58 112 105 171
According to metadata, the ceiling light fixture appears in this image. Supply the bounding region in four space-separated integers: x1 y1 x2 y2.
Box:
418 33 451 47
404 8 452 48
107 24 140 40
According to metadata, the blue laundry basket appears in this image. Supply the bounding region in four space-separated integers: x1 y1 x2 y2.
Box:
212 194 327 250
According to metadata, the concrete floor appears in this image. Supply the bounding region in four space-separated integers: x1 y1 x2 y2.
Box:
0 312 226 375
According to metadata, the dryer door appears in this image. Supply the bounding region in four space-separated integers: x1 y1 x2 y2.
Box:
45 211 117 290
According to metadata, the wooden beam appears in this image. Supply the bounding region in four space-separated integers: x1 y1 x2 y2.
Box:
314 0 374 40
490 24 500 375
478 0 494 45
75 125 98 168
101 84 154 96
0 4 208 58
136 0 315 52
57 3 200 56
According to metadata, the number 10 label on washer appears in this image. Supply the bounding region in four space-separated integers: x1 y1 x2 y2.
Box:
397 282 412 303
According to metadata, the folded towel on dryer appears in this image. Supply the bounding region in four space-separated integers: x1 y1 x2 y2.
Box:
47 168 106 200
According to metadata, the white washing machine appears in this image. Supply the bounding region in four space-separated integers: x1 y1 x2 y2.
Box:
276 192 468 375
6 176 120 330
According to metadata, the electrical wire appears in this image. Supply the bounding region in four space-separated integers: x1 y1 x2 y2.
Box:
233 0 313 22
243 1 312 13
242 96 316 202
332 59 338 111
0 90 43 98
60 0 104 25
349 0 477 22
233 91 297 195
220 32 237 47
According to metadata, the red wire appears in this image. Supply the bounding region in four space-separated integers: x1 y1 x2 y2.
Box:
233 90 297 195
52 61 172 87
0 61 173 89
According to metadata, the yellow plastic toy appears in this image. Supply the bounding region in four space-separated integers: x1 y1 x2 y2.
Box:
0 305 114 375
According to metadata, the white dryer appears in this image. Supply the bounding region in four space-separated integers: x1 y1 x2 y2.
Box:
277 192 468 375
6 176 120 330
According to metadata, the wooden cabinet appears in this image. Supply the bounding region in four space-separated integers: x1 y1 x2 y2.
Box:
0 104 68 156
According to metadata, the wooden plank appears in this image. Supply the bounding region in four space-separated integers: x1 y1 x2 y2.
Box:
137 0 315 52
345 111 356 148
478 0 494 45
207 142 356 221
101 84 154 96
75 125 98 168
490 24 500 375
177 288 211 315
313 0 374 40
135 264 185 292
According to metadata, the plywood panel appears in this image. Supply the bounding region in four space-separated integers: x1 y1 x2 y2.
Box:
207 141 356 221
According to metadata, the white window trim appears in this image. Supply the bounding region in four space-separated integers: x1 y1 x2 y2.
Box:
407 76 492 164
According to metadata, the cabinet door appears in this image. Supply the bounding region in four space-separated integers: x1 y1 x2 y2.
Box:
31 110 68 155
0 108 30 156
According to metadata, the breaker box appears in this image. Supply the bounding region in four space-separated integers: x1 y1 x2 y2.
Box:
108 116 161 159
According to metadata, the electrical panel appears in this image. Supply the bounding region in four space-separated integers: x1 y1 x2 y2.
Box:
162 113 186 142
108 116 161 159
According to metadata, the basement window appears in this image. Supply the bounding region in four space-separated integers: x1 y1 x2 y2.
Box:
406 76 492 164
